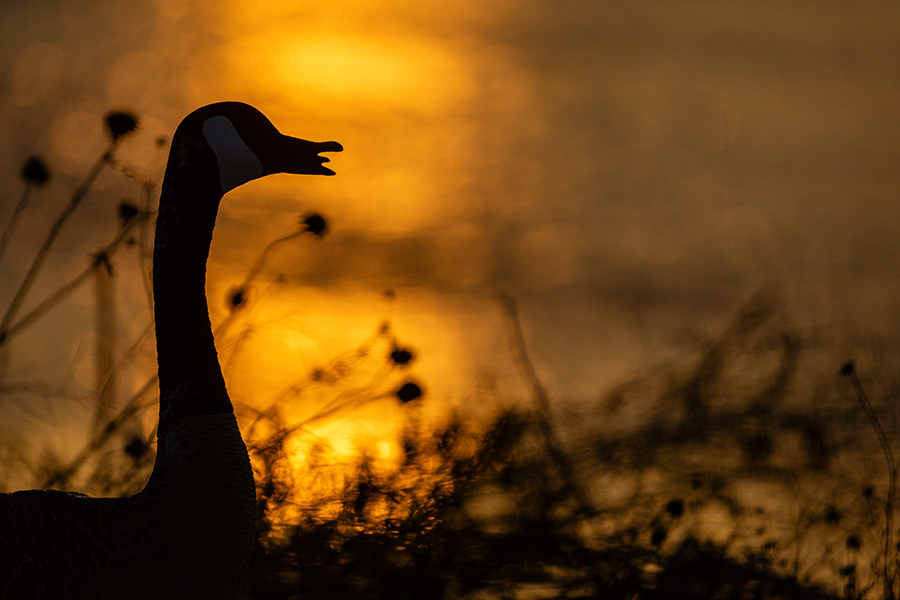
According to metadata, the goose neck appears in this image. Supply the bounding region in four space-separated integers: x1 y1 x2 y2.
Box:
153 157 231 434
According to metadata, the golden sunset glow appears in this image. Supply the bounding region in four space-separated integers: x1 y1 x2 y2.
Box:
217 1 477 117
274 33 474 114
211 1 490 234
3 0 899 594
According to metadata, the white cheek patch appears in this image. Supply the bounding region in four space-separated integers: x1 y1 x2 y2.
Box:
202 115 264 193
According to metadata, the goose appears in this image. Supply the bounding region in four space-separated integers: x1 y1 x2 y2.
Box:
0 102 342 599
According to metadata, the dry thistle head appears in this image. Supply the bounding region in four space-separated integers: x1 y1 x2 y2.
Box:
227 286 248 311
665 499 684 518
124 435 149 460
395 381 422 404
300 212 328 237
21 155 50 186
117 201 140 225
389 346 415 367
104 110 139 141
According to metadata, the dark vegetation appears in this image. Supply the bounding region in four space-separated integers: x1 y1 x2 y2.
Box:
2 110 899 599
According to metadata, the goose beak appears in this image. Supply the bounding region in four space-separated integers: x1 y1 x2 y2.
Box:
272 136 343 176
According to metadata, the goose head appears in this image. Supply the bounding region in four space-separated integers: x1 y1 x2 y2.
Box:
167 101 343 197
153 102 342 434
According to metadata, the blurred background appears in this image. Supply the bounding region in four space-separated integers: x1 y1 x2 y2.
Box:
0 0 898 596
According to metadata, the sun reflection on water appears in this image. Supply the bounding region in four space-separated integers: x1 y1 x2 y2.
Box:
271 33 476 114
217 1 478 117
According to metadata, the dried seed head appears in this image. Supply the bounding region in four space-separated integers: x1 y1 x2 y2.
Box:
395 381 422 404
839 564 856 578
104 110 139 141
117 201 140 225
665 499 684 518
389 346 415 367
227 286 248 311
21 155 50 186
300 212 327 237
124 435 149 460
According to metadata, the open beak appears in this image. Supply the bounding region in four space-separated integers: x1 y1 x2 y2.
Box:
272 136 343 176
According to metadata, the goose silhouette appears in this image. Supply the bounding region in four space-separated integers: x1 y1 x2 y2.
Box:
0 102 342 599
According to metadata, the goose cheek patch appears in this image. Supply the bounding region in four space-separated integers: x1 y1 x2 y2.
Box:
202 115 263 193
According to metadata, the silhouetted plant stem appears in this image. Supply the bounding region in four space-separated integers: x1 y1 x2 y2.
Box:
247 348 395 448
0 210 145 347
245 231 307 288
499 293 594 517
110 136 166 311
0 142 116 340
844 361 898 600
42 372 157 489
0 156 51 263
94 320 153 415
215 229 314 342
92 252 116 437
0 186 34 263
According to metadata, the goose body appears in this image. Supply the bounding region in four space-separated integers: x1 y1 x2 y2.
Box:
0 102 342 598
